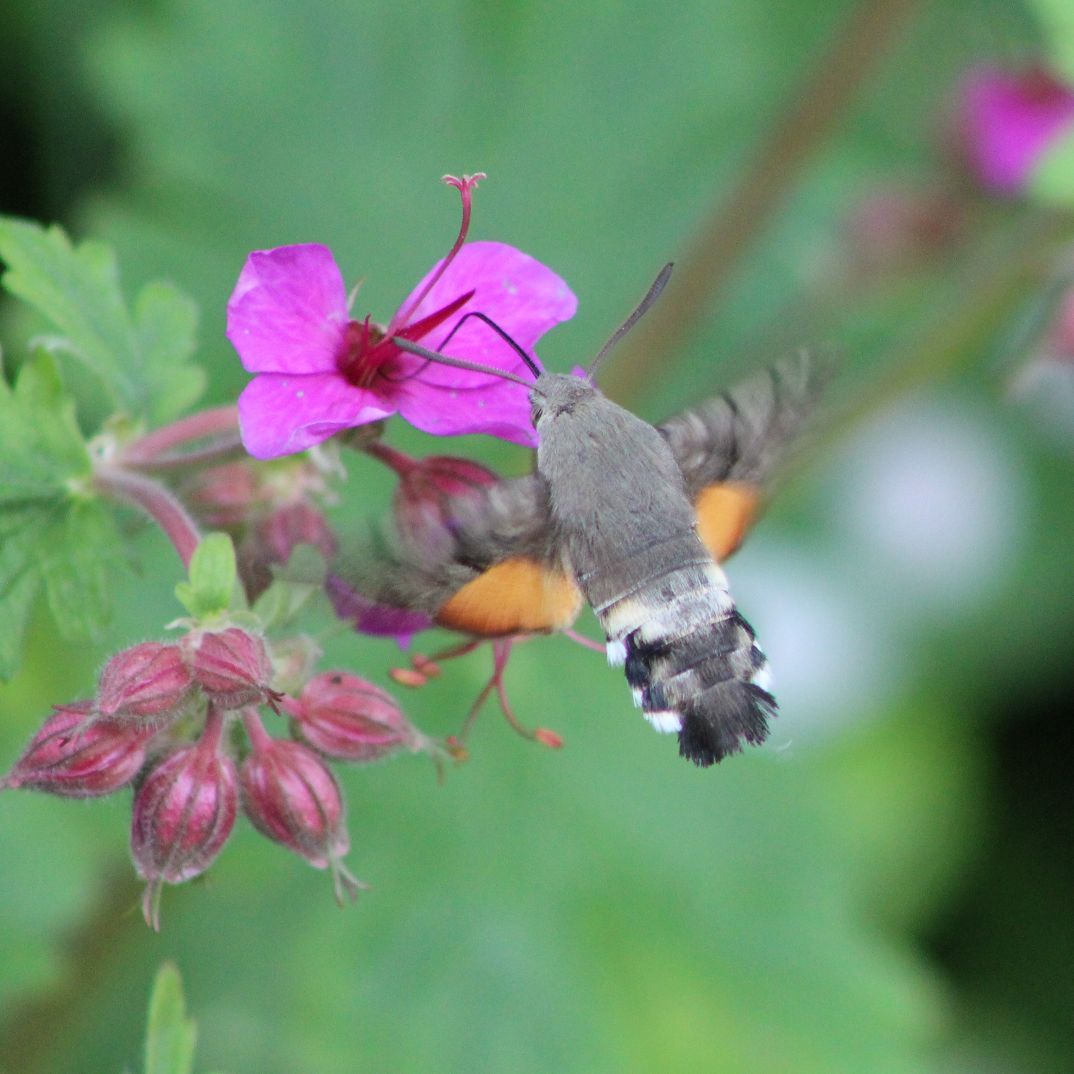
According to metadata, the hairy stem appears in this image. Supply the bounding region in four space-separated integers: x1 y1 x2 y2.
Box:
93 465 202 568
122 405 240 462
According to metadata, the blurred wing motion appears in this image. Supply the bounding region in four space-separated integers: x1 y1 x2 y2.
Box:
658 347 834 561
340 474 584 638
339 347 832 761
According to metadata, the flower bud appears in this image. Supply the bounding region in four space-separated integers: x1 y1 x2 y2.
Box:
1 701 153 798
239 501 337 600
96 642 194 722
180 461 265 529
842 184 964 277
394 455 498 556
182 627 275 710
240 734 363 901
131 723 238 930
293 672 418 762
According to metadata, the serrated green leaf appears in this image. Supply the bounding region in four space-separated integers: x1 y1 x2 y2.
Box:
0 217 204 423
0 351 91 503
175 532 237 618
133 280 207 424
1029 125 1074 207
143 963 197 1074
40 499 124 641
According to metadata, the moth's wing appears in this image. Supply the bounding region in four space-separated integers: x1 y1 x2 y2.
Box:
337 473 583 638
658 347 834 560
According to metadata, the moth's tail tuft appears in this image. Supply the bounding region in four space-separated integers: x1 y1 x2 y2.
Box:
617 608 777 766
677 681 776 767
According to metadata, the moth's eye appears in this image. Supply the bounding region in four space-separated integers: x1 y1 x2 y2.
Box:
530 403 543 426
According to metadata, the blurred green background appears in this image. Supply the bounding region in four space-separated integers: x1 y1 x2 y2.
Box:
2 1 1073 1071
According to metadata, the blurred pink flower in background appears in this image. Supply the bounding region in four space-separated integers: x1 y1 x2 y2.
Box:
957 65 1074 195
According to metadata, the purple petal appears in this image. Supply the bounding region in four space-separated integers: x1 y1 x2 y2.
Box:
326 574 433 648
389 242 576 444
959 67 1074 195
238 372 395 459
400 241 577 365
227 244 350 374
392 376 537 446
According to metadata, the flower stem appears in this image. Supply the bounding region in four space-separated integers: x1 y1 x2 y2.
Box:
93 465 202 568
364 441 416 477
603 0 919 403
121 403 239 461
241 707 274 752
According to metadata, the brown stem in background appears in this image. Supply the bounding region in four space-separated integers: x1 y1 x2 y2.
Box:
602 0 919 404
0 862 142 1074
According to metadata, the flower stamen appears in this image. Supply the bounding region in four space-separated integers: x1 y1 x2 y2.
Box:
389 173 486 332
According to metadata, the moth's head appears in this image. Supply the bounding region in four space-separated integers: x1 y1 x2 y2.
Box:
529 372 597 427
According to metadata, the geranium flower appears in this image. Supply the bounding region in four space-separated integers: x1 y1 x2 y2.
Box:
957 66 1074 196
227 175 576 458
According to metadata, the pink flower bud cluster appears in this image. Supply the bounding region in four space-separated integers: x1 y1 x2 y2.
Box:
3 620 426 929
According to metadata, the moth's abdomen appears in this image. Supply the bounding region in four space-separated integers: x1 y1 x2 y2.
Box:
597 555 775 766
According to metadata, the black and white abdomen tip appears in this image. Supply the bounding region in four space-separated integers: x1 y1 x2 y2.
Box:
602 564 776 766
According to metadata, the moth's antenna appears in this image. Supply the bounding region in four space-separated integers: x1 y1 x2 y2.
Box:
391 337 538 390
586 262 674 381
437 311 541 379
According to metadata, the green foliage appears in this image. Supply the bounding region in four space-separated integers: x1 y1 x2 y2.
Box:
1031 127 1074 207
0 217 204 425
1029 0 1074 80
144 964 198 1074
0 2 1071 1074
0 352 116 677
175 533 240 621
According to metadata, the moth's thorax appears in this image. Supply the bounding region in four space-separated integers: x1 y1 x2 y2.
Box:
529 371 597 423
532 375 698 595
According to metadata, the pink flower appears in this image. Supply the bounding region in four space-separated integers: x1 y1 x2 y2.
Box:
957 66 1074 195
228 175 576 458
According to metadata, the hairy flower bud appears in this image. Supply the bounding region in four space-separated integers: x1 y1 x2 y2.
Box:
293 671 419 762
1 701 153 798
240 729 363 901
131 718 238 930
97 642 194 722
182 627 275 710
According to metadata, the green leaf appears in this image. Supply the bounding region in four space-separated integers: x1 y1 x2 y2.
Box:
40 499 126 641
133 280 207 423
1028 125 1074 207
1028 0 1074 81
0 350 91 504
0 354 113 676
0 217 204 424
143 963 197 1074
175 532 237 619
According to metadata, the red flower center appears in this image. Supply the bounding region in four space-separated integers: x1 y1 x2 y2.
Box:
336 289 477 390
